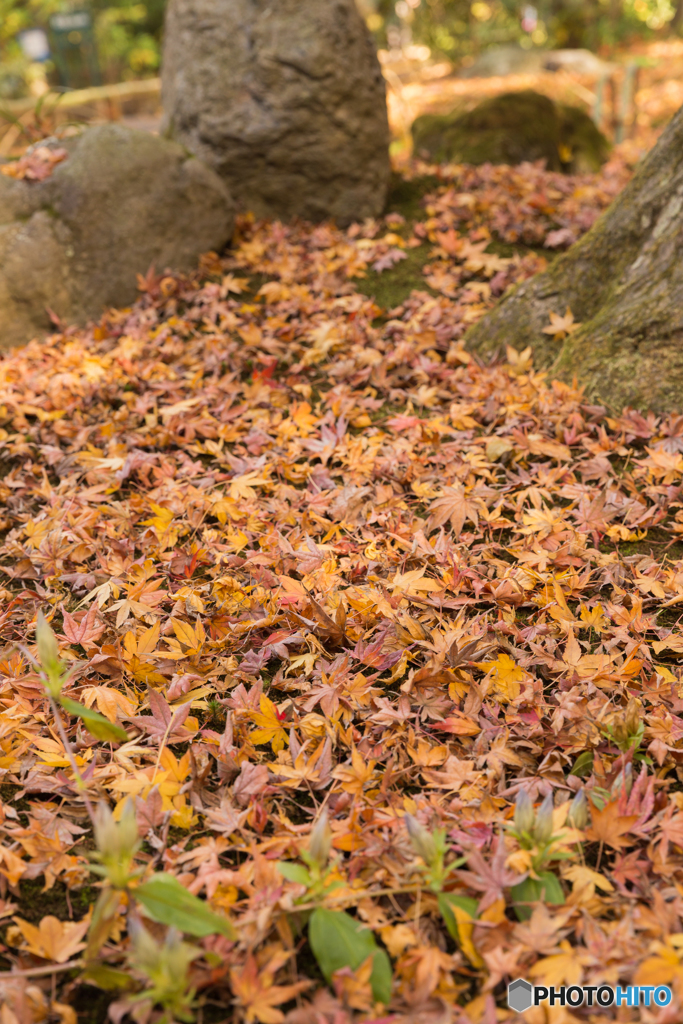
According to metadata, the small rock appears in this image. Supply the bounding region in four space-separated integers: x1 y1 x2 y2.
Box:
161 0 391 225
542 49 618 77
459 44 546 79
460 45 617 80
0 123 235 349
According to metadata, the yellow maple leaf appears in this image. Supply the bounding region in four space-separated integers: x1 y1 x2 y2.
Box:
541 307 581 340
332 746 377 796
428 485 481 535
81 685 137 723
121 623 166 685
141 503 178 550
407 738 448 767
230 953 310 1024
169 617 206 657
477 652 525 702
564 864 614 903
291 401 318 435
221 273 249 295
635 940 683 988
579 602 609 632
0 847 26 887
228 469 271 501
380 923 419 958
160 747 191 784
277 575 309 601
529 940 586 987
11 913 90 962
249 695 289 753
450 902 484 968
388 568 442 597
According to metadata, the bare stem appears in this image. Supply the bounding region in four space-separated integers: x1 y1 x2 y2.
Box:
48 694 96 826
4 958 83 979
277 882 426 917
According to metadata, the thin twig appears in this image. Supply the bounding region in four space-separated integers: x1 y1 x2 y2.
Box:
4 959 83 979
151 707 180 785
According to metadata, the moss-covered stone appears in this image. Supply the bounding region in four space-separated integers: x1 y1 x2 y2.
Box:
464 102 683 413
412 90 609 174
558 103 610 172
0 124 235 349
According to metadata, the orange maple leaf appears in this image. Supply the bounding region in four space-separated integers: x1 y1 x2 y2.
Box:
586 800 639 851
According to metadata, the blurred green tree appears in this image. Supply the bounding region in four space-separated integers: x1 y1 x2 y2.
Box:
367 0 678 61
0 0 164 96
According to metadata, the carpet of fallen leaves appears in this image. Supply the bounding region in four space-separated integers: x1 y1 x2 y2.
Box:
3 148 683 1024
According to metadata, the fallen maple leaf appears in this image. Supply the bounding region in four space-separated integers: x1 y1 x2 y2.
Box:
60 603 105 647
586 799 639 851
477 653 525 703
1 146 67 182
11 913 90 962
388 568 443 597
132 688 195 743
541 307 581 340
249 695 289 753
428 486 481 535
455 837 523 912
230 952 310 1023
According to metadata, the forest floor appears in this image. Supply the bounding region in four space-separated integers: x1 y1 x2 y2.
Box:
3 82 683 1024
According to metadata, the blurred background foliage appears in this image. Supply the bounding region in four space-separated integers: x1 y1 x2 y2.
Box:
0 0 164 98
362 0 681 59
0 0 681 100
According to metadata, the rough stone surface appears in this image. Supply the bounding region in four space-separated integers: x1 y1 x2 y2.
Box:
161 0 391 225
0 124 235 349
464 102 683 413
412 90 609 173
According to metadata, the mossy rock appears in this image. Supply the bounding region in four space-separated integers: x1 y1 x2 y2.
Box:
557 103 610 172
0 124 235 349
464 101 683 413
412 90 609 174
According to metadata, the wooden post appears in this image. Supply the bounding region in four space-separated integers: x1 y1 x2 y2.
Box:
106 97 122 121
617 63 638 143
594 74 606 132
608 74 619 141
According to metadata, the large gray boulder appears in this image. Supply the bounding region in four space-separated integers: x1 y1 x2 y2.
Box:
0 124 235 349
161 0 391 225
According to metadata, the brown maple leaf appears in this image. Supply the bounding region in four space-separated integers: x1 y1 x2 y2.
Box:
586 799 639 851
60 603 105 648
131 688 194 743
454 836 524 911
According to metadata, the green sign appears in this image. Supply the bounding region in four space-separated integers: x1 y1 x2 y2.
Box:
48 10 101 89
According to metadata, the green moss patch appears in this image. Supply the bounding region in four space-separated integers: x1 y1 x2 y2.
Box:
412 90 609 174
